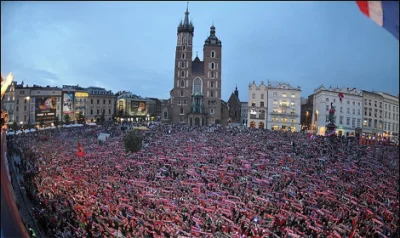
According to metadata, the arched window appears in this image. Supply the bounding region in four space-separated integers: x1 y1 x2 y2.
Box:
183 37 187 44
211 51 215 58
211 71 214 78
163 111 168 119
180 90 184 97
180 106 184 114
181 61 185 68
180 80 185 87
182 53 185 59
181 71 185 77
210 91 214 97
210 81 214 88
261 93 264 99
210 62 215 69
193 78 202 94
182 45 186 51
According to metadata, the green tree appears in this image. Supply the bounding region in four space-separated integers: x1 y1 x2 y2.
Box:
64 114 71 125
54 116 60 127
11 121 18 131
76 111 85 124
123 130 143 153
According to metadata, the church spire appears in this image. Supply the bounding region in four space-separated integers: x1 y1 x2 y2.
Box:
184 2 189 26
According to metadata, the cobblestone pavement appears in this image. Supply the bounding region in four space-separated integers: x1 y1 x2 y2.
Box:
9 154 45 238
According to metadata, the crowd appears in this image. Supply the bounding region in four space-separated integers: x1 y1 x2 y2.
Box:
7 123 399 238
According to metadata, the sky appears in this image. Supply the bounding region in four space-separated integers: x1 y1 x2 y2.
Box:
1 1 398 101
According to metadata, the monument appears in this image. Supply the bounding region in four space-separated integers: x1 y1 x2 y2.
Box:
326 102 337 136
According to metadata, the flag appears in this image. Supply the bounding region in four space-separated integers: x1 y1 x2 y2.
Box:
76 141 86 157
338 93 344 102
356 1 399 39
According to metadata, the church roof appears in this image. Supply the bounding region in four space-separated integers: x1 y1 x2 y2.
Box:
192 57 203 74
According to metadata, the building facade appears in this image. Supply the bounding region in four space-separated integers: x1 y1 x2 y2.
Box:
300 96 313 131
361 90 384 137
375 92 399 141
3 81 16 125
227 87 241 124
241 102 248 126
311 86 363 136
116 92 150 122
247 81 267 129
266 81 301 132
86 87 116 123
165 6 223 125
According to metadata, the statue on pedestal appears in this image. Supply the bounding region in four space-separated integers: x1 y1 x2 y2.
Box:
326 102 337 136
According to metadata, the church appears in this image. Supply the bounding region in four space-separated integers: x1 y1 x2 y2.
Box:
162 5 222 126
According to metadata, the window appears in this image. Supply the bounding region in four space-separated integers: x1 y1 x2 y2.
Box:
210 108 215 114
326 105 329 111
181 53 185 59
97 99 99 104
357 119 361 128
326 98 329 102
180 80 185 87
252 93 255 99
290 101 295 106
109 109 111 114
183 100 187 105
358 109 360 115
163 111 168 119
210 62 215 69
333 98 336 102
181 71 185 77
388 123 391 131
353 109 355 114
385 112 387 118
260 102 264 107
103 99 105 104
357 102 360 106
347 108 350 114
340 107 343 113
353 101 355 105
291 93 295 98
273 100 278 105
210 81 214 88
97 109 99 114
16 116 19 122
16 99 19 104
180 106 184 115
181 62 185 68
177 100 181 105
347 100 350 104
290 109 296 114
352 118 355 127
182 45 186 51
282 93 287 97
16 106 19 112
193 78 202 94
346 117 350 125
210 91 214 97
273 92 278 97
261 94 264 99
91 109 93 115
211 51 215 58
252 102 256 106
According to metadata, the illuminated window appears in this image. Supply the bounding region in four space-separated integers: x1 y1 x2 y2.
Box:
282 93 287 97
291 93 295 98
273 100 278 105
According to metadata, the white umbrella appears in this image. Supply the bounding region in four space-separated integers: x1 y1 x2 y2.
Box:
7 131 15 135
16 130 23 134
30 129 36 132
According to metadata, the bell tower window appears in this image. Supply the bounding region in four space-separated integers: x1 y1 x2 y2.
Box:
180 80 185 87
210 62 215 69
181 71 185 78
181 62 185 68
183 45 186 51
211 51 215 58
182 53 185 59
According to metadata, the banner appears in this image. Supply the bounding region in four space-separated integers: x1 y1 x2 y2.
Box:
130 101 147 116
63 93 74 114
35 97 57 121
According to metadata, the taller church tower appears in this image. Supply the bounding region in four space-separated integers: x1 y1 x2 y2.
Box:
169 4 222 125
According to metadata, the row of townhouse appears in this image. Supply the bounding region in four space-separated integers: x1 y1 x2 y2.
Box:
301 85 399 140
2 81 162 128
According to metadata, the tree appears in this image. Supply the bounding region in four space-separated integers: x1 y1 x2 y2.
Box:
76 111 85 124
123 130 143 153
54 116 60 127
64 114 71 125
11 121 18 131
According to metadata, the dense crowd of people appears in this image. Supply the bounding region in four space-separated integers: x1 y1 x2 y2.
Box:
7 123 399 238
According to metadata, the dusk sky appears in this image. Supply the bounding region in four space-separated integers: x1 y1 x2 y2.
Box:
1 1 398 101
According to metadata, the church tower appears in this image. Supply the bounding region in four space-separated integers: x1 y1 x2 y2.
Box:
172 3 194 123
168 4 222 125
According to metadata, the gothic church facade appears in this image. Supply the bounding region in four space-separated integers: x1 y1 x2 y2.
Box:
162 6 222 126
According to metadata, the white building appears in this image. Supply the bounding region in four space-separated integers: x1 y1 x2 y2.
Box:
361 90 384 137
247 81 267 129
375 92 399 141
240 101 248 126
311 86 363 136
266 81 301 132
